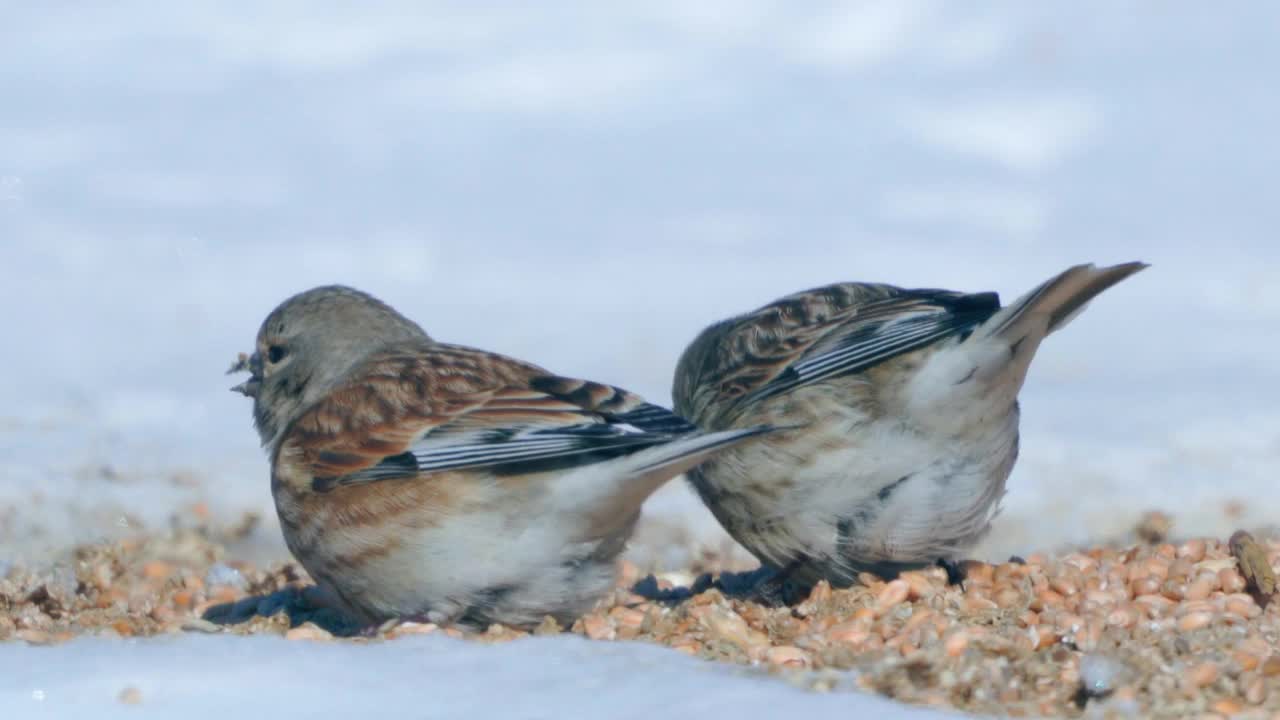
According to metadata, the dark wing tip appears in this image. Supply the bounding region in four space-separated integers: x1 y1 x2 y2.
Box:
1108 260 1151 280
610 402 700 435
948 291 1001 314
528 375 700 435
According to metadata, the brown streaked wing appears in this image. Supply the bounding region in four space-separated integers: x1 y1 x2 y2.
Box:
282 346 528 480
675 282 1001 425
527 375 653 417
675 283 905 419
277 343 684 488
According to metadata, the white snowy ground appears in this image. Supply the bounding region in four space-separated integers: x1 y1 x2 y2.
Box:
0 635 952 719
2 1 1278 717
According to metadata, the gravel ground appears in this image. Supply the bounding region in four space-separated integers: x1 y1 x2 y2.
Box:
3 509 1278 719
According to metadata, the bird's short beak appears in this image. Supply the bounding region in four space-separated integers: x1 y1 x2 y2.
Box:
230 378 261 397
227 351 262 397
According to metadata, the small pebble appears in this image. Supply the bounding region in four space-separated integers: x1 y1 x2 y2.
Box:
1105 606 1138 628
1050 575 1080 597
943 630 970 657
826 622 870 648
1131 576 1162 596
1219 568 1247 594
1028 625 1054 651
1244 675 1267 705
994 587 1023 608
900 572 938 600
1177 540 1207 563
141 562 172 580
16 630 54 645
1234 651 1262 672
874 579 910 613
805 580 833 604
609 607 646 632
180 618 223 634
1177 611 1214 631
1210 698 1243 716
1184 578 1214 601
963 594 998 613
766 646 810 668
1224 596 1259 618
1262 656 1280 678
284 623 333 641
581 614 615 641
1183 662 1219 690
390 621 438 637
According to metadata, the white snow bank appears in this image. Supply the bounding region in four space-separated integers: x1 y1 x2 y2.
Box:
0 635 954 720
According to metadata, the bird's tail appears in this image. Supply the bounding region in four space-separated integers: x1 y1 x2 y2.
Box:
907 262 1147 435
635 424 775 475
566 425 776 541
976 262 1148 345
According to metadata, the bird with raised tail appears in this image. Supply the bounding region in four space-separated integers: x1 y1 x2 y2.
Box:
672 263 1148 598
229 285 772 629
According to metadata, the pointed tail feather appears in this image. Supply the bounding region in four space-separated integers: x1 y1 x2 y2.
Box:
565 425 777 541
633 425 776 475
979 262 1148 343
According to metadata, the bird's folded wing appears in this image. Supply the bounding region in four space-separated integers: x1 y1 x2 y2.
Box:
751 290 1002 401
688 284 1003 406
279 346 698 490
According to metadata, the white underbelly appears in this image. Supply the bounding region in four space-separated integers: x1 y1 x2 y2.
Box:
712 405 1019 567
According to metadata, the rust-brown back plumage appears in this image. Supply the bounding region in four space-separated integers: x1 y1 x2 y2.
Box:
276 342 691 491
233 284 772 627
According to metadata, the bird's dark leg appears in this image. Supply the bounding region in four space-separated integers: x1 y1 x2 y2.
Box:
751 558 814 606
937 558 968 589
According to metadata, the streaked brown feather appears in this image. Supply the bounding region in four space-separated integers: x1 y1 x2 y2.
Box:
296 470 476 530
674 283 956 425
275 341 660 489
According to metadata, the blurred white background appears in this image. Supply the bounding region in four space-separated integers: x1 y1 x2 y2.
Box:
3 1 1278 566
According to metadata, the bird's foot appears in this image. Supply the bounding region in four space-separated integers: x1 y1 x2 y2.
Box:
936 558 968 589
747 561 816 607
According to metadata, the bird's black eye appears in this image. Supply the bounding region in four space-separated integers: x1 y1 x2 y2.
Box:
267 345 287 363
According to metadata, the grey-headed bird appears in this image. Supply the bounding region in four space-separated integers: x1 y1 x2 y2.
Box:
230 285 772 628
